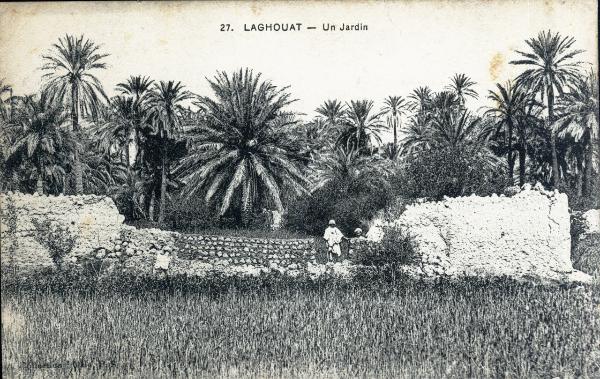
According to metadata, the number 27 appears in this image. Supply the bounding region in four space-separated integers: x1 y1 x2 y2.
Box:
220 24 231 31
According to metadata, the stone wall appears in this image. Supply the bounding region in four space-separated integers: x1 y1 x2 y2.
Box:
0 192 317 278
366 185 590 283
88 226 317 278
1 189 592 283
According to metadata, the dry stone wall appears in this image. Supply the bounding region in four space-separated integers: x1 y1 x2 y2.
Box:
366 185 591 283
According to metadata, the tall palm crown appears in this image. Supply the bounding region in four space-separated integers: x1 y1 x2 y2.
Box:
485 81 538 182
178 69 308 223
382 96 408 119
148 81 192 136
316 99 346 128
554 70 599 142
41 35 109 128
117 75 154 103
381 95 409 158
90 95 136 164
486 82 535 124
408 86 433 112
510 30 584 188
338 100 385 152
446 73 478 105
510 31 583 100
4 92 73 194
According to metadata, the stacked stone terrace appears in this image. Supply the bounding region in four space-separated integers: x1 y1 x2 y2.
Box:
176 234 315 267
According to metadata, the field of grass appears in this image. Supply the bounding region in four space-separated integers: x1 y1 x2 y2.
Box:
2 276 599 378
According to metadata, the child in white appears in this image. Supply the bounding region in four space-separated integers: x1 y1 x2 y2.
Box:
323 219 344 261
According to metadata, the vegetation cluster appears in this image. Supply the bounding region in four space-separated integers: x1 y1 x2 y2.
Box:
1 31 598 237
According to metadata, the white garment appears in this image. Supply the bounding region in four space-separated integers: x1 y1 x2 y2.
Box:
323 226 344 256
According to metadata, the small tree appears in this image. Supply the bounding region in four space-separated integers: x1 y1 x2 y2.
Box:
32 219 78 269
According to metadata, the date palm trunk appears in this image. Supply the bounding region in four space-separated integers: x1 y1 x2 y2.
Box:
36 159 44 195
158 144 167 224
71 81 83 194
583 141 593 198
576 154 584 198
507 119 515 185
518 126 527 187
546 85 560 189
148 190 156 222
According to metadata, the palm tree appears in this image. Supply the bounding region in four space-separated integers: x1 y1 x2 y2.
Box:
147 80 193 224
399 119 433 156
427 91 462 116
3 92 73 194
116 75 154 164
178 69 308 226
316 99 346 130
381 95 409 157
296 117 328 160
510 30 584 189
485 82 538 184
553 70 599 197
408 86 433 113
90 95 139 166
338 100 385 153
446 73 478 106
311 146 391 192
117 75 154 103
41 34 109 194
430 110 491 149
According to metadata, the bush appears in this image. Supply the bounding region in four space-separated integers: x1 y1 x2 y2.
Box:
573 233 600 277
395 146 510 200
31 218 78 269
351 225 418 267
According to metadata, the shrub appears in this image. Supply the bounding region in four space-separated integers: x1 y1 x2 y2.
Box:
573 234 600 277
351 225 418 267
31 218 78 269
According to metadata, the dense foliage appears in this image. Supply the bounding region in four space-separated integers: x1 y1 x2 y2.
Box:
1 30 598 236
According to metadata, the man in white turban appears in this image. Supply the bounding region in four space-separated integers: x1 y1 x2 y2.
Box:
323 219 345 261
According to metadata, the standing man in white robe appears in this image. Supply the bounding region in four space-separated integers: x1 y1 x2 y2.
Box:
323 219 345 262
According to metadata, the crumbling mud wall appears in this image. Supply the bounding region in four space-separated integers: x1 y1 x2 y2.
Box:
1 193 124 273
366 186 590 283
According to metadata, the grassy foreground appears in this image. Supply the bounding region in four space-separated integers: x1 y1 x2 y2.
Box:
2 276 599 378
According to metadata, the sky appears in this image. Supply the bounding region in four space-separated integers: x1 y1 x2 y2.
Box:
0 0 598 124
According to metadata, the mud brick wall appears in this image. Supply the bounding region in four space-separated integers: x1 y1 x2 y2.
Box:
1 192 124 273
366 186 590 283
